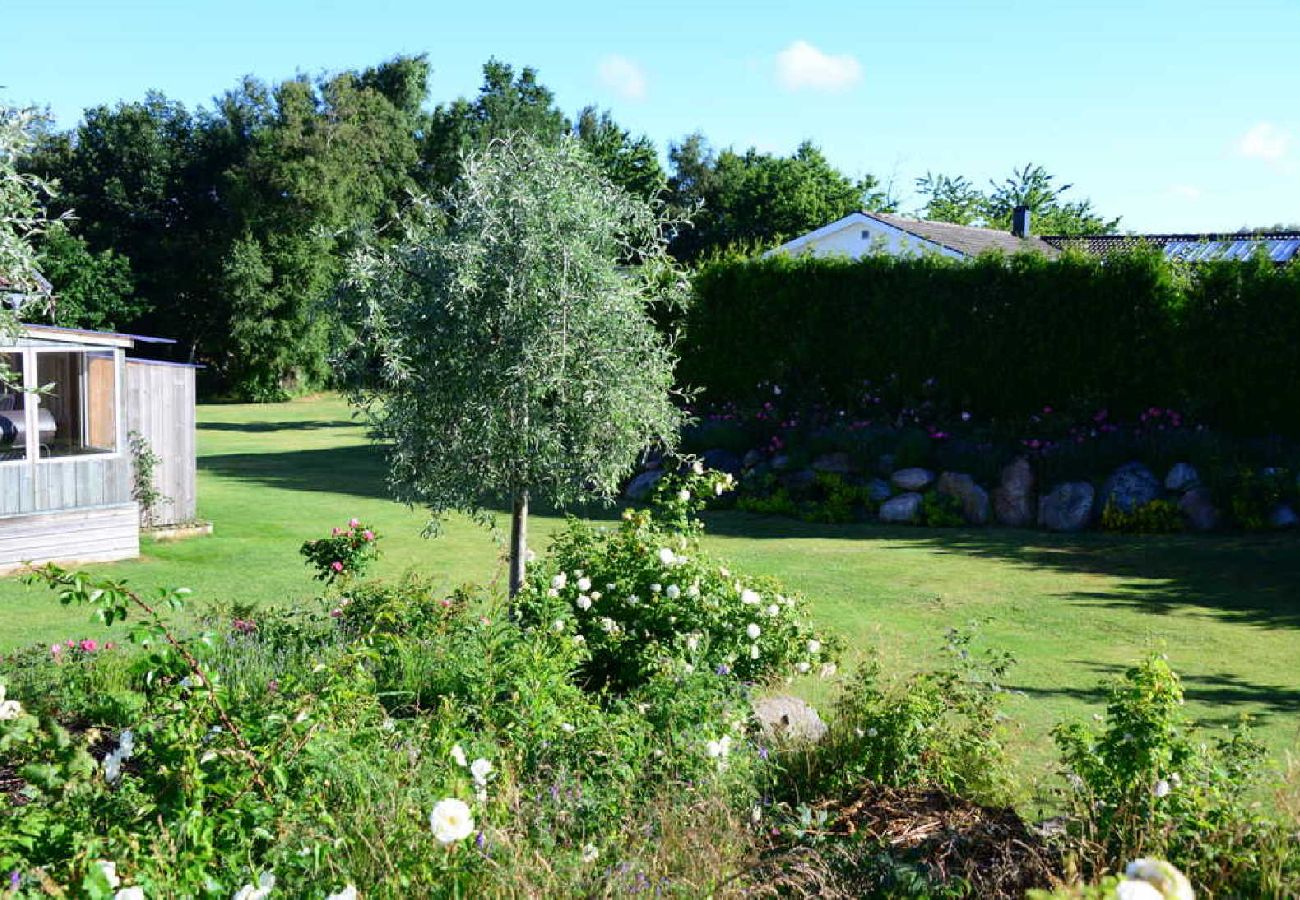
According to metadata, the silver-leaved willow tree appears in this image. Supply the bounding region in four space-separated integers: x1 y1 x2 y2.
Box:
335 134 686 595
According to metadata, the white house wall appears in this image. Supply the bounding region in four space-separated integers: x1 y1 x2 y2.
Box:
769 214 965 261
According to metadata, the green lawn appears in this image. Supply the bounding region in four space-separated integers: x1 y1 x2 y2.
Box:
3 394 1299 786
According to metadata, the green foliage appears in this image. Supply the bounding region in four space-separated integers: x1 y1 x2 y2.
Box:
299 518 379 585
666 135 895 261
1219 465 1297 530
789 627 1016 805
684 249 1300 437
335 134 685 557
1100 498 1184 534
921 491 966 527
513 466 838 692
35 222 142 331
127 430 165 528
1054 654 1299 897
916 162 1119 236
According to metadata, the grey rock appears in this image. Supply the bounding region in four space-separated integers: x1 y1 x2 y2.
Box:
752 695 828 744
1165 462 1200 492
742 449 764 470
1179 487 1219 531
1270 503 1299 529
891 467 935 492
812 452 856 475
879 492 923 524
624 470 663 501
865 478 893 503
701 448 743 477
771 454 792 472
936 471 991 525
1038 482 1095 532
877 453 896 477
1102 462 1161 514
993 457 1036 527
779 468 817 494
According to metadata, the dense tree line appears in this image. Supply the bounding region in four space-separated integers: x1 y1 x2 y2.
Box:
19 54 1117 398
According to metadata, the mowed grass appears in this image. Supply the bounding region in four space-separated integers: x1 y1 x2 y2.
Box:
2 394 1299 787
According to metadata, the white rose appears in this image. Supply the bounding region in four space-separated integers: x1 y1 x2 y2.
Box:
450 744 468 767
740 589 760 605
470 758 493 786
666 584 681 599
677 489 691 501
658 547 676 565
807 639 821 654
796 661 811 674
746 623 761 640
324 887 357 900
97 861 122 889
115 888 147 900
429 798 475 844
0 684 24 720
232 872 275 900
766 603 780 617
750 644 760 659
551 572 568 590
576 576 592 592
576 595 592 611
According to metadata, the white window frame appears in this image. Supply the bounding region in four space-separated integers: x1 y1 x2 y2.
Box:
0 345 125 469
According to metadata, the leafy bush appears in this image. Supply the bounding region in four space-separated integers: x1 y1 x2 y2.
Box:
513 466 840 692
1099 498 1184 534
300 518 380 584
921 491 966 527
1219 466 1297 530
1054 654 1300 897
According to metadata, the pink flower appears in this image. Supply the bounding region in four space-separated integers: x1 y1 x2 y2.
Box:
79 639 98 652
331 561 344 573
331 527 341 536
50 643 63 656
329 608 343 618
348 518 361 528
104 642 116 651
1042 405 1053 414
362 530 375 542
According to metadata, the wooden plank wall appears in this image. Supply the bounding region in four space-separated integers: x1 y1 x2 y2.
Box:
0 502 139 574
0 455 129 515
125 361 197 526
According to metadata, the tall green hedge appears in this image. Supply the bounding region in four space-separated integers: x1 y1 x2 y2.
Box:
679 250 1300 436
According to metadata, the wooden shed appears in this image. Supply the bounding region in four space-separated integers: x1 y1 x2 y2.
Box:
0 324 198 574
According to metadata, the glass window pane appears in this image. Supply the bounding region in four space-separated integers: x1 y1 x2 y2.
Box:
35 350 116 458
0 351 26 461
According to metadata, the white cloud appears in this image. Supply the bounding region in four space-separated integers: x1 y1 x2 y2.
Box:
774 40 863 92
1169 184 1202 201
597 55 647 102
1236 122 1290 162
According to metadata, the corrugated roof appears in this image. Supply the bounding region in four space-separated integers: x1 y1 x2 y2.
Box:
865 212 1061 259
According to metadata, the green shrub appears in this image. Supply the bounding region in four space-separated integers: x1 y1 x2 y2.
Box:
921 491 966 527
514 466 840 692
1099 498 1184 534
1219 466 1297 530
299 518 380 584
1054 654 1300 897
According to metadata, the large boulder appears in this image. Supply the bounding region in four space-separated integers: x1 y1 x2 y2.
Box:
779 468 817 494
1270 504 1299 529
624 470 663 500
993 457 1036 527
812 452 856 475
1179 487 1219 531
1102 462 1161 514
742 448 765 470
1038 482 1095 532
891 467 935 492
1164 462 1200 492
701 448 743 477
879 492 923 524
865 478 893 503
936 471 991 525
752 695 828 744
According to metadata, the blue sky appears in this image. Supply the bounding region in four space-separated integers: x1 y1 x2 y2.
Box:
4 0 1298 232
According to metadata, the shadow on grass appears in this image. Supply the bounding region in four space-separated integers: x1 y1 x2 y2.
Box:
1009 660 1300 723
702 511 1300 631
200 419 359 434
200 445 625 521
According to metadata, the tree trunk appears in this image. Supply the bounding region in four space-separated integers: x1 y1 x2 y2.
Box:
508 489 529 597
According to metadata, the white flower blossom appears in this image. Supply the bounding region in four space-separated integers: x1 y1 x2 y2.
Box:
750 644 760 659
232 872 275 900
450 744 468 767
1122 858 1194 900
97 861 121 889
692 460 705 475
740 589 760 605
666 584 681 599
552 619 566 632
546 588 559 598
820 663 837 678
746 623 762 640
677 489 691 502
796 661 811 674
470 758 493 786
324 886 357 900
381 718 396 732
115 888 146 900
688 583 701 598
807 639 821 654
658 547 676 566
560 722 575 733
572 635 586 645
1116 880 1164 900
429 798 475 844
551 572 568 590
685 634 700 651
1153 778 1171 798
581 843 600 863
766 603 780 617
650 583 662 593
0 683 23 720
576 576 592 592
705 736 733 758
576 595 592 611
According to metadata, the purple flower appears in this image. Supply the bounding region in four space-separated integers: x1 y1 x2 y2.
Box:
8 871 19 891
476 831 486 849
758 746 769 761
715 663 731 676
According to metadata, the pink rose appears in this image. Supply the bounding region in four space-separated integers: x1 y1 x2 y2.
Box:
363 530 375 542
330 608 343 618
79 639 98 652
50 643 63 656
349 518 361 528
332 527 341 536
331 561 344 572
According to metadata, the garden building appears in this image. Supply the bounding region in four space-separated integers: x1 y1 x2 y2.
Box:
0 323 197 574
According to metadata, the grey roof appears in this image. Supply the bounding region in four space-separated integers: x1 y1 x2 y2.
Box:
865 212 1061 259
1041 232 1300 263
